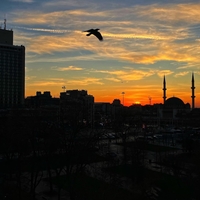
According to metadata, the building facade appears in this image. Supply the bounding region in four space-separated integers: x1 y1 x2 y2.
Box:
60 90 95 127
25 91 60 108
0 28 25 109
155 75 193 126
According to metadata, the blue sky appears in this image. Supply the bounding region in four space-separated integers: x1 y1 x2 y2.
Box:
1 0 200 106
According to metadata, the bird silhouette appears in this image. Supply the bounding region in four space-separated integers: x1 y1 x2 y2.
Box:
83 29 103 41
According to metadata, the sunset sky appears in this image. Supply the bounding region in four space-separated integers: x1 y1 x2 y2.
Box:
1 0 200 107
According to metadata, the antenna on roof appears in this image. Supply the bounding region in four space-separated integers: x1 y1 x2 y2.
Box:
4 15 6 30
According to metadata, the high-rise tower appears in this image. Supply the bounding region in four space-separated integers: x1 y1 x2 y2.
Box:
163 75 167 104
0 21 25 109
191 72 195 109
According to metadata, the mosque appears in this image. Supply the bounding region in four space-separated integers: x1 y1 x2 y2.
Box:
158 73 195 120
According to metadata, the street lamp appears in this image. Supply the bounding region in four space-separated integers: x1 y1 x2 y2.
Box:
122 92 125 106
62 86 66 92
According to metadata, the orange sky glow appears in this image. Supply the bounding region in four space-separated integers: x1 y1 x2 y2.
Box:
3 1 200 108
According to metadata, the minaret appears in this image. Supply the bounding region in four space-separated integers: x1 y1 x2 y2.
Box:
163 75 167 104
191 72 195 109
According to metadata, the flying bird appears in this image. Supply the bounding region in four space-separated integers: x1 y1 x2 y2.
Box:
83 29 103 41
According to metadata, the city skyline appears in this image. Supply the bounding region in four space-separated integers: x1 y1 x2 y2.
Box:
1 0 200 106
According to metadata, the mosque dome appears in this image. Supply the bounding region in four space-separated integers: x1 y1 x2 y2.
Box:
165 97 185 108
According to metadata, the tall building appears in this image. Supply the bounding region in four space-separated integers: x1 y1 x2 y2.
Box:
0 24 25 109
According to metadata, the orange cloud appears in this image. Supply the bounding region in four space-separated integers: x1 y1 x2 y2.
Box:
52 66 83 71
174 71 189 77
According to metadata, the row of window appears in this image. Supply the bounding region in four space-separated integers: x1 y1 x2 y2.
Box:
1 93 23 95
0 75 21 77
1 101 20 105
0 80 22 82
0 62 20 65
0 67 22 69
0 55 19 57
0 87 22 90
0 61 20 64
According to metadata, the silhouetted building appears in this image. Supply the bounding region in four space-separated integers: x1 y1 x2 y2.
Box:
188 108 200 127
156 76 192 126
161 97 190 119
94 102 111 116
0 27 13 45
60 90 94 126
112 99 121 106
25 91 59 107
94 102 112 126
0 27 25 109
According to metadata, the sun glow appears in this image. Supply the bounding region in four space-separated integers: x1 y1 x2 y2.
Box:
135 101 141 104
